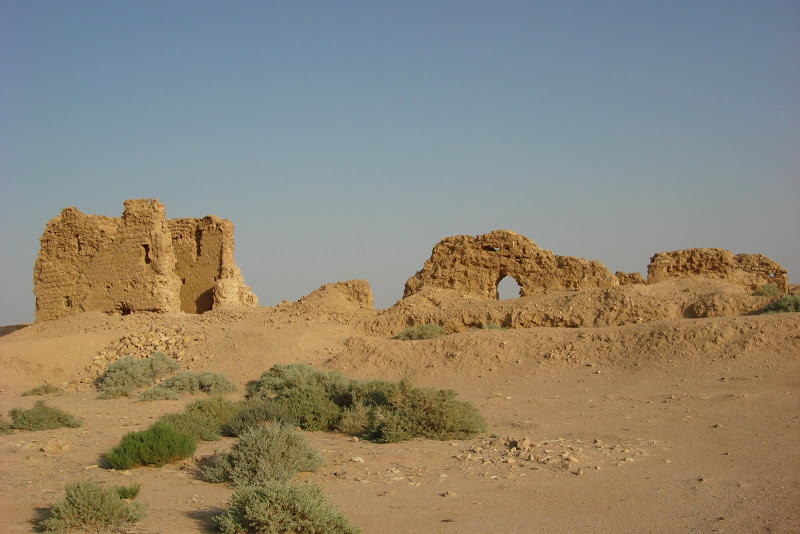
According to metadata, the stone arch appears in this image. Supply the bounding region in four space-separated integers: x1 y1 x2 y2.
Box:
496 273 522 300
404 229 618 299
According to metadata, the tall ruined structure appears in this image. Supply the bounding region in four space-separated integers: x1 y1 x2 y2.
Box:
404 229 618 299
34 199 257 321
647 248 788 293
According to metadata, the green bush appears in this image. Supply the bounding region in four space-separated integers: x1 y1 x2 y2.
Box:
758 294 800 314
22 384 63 396
157 396 239 441
9 401 81 431
753 284 780 297
138 387 180 401
244 364 486 443
202 423 324 486
140 371 237 399
115 483 141 500
225 397 294 437
395 323 446 340
366 379 487 443
96 352 179 399
0 417 12 435
104 423 197 470
39 480 145 533
215 481 359 534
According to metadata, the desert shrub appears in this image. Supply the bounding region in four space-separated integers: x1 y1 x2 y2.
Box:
9 401 81 431
753 284 780 297
225 397 295 437
22 384 62 396
337 402 372 436
104 423 196 470
245 364 486 443
39 480 145 533
157 396 239 441
0 418 12 435
138 387 180 401
758 294 800 314
215 481 359 534
146 371 237 396
395 323 446 340
96 352 179 399
202 423 324 486
115 483 141 500
366 379 487 443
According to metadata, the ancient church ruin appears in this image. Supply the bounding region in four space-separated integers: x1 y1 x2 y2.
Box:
647 248 788 293
34 199 258 321
404 229 619 299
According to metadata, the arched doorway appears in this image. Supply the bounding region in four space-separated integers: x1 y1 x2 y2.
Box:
497 275 522 300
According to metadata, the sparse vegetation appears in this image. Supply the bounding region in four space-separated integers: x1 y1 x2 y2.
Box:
156 396 239 441
758 294 800 314
752 283 780 297
244 364 486 443
395 323 447 340
202 423 324 486
9 401 81 431
215 481 359 534
104 423 196 470
115 483 141 500
38 480 145 533
0 417 12 435
22 384 63 396
96 352 179 399
139 371 236 400
225 397 295 437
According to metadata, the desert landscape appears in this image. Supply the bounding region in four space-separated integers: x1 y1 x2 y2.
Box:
1 202 798 533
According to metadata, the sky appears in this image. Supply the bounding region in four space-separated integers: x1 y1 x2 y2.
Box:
1 1 798 325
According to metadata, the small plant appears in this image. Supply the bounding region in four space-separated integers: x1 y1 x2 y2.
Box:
752 284 780 297
395 323 446 340
225 397 294 437
104 423 196 470
215 481 359 534
139 371 236 400
157 396 239 441
202 423 324 486
39 480 145 533
115 483 141 500
22 384 63 396
758 294 800 314
0 417 12 435
9 401 81 431
96 352 179 399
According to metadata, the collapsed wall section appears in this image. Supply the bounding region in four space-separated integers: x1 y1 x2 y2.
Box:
403 229 618 299
34 199 257 321
647 248 788 293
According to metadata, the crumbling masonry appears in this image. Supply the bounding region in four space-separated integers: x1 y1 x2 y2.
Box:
404 230 619 299
33 199 257 321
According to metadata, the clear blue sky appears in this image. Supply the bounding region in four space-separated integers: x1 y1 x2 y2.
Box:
1 1 798 324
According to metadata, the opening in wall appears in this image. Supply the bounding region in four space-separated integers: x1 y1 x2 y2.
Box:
142 244 151 264
497 276 522 300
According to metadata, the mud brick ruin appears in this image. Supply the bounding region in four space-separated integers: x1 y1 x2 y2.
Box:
33 199 257 321
647 248 788 293
404 230 789 300
404 229 619 299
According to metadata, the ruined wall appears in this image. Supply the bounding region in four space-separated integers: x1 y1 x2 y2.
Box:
34 199 257 321
647 248 788 293
403 230 618 299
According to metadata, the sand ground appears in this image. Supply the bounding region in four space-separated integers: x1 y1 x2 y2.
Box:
1 280 798 533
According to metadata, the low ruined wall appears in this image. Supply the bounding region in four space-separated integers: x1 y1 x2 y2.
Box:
34 199 257 321
647 248 788 293
404 229 618 299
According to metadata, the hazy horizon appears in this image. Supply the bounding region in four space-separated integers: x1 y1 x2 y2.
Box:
2 1 798 325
